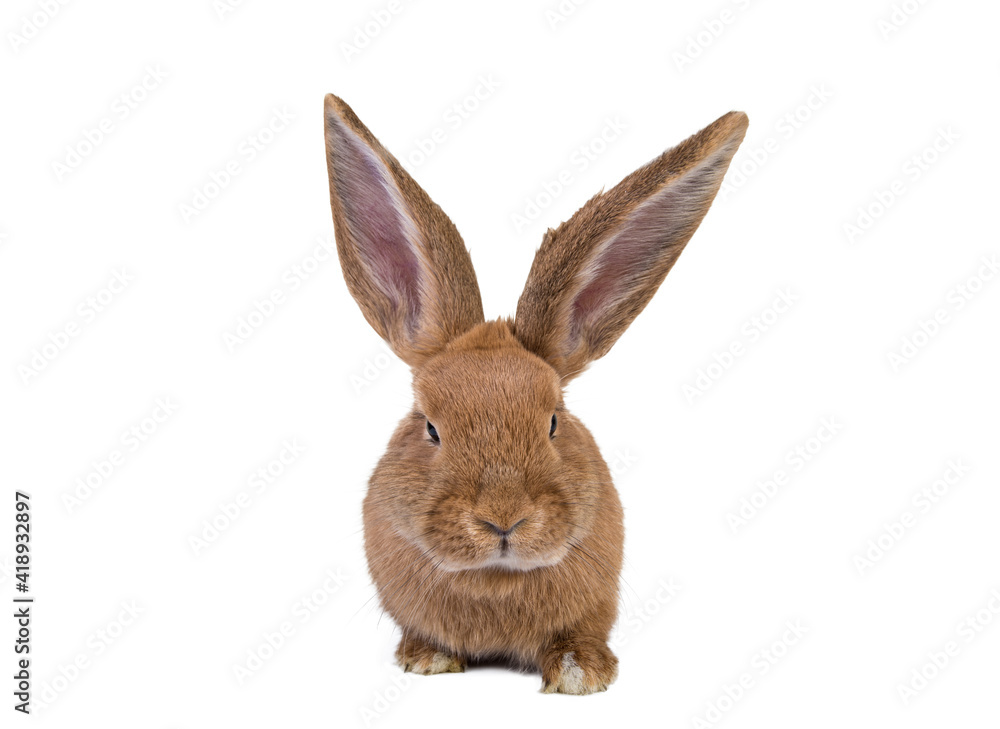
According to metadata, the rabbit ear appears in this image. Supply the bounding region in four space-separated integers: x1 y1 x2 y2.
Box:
513 111 748 380
324 94 484 367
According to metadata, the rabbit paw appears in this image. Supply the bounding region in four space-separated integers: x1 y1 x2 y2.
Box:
396 634 465 675
541 638 618 695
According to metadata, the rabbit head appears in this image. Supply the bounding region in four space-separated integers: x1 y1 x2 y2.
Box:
323 94 747 693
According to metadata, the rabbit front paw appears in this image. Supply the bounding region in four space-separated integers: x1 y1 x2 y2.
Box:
541 637 618 695
396 634 465 675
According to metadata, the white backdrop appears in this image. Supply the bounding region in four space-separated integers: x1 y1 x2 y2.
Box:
2 0 998 726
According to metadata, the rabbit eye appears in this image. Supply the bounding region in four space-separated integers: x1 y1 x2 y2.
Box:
549 414 557 438
426 420 440 444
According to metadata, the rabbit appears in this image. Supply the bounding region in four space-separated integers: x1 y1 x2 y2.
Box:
323 93 747 694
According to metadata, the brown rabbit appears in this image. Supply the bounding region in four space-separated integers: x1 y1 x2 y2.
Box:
323 95 747 694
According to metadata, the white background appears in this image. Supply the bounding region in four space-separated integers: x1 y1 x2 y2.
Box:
2 0 998 726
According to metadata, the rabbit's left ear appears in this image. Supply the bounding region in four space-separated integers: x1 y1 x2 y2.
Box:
513 111 748 380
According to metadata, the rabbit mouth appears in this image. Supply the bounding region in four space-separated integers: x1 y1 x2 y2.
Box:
482 547 569 572
431 540 570 573
406 493 580 573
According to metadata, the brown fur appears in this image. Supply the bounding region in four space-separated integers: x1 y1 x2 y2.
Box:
323 94 747 693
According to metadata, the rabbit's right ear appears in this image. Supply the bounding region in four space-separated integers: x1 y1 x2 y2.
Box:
514 111 748 381
324 95 484 367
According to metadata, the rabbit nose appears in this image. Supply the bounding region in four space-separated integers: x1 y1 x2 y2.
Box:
481 518 527 537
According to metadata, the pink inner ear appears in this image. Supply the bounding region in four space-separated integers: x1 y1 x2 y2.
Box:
330 118 422 329
568 159 723 345
569 212 666 332
569 189 684 341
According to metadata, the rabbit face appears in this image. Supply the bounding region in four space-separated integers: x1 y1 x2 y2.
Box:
387 321 597 573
